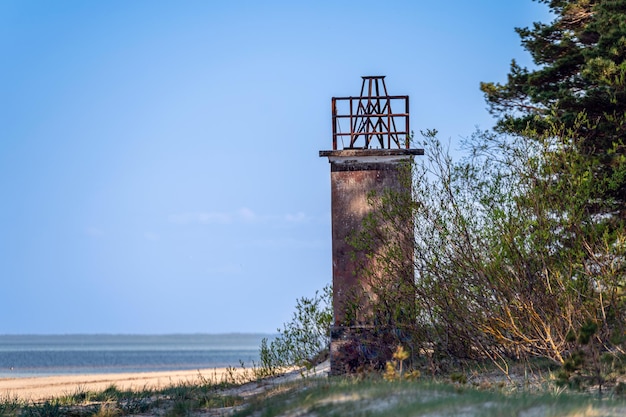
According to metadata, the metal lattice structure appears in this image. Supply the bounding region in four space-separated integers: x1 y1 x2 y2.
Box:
331 76 410 150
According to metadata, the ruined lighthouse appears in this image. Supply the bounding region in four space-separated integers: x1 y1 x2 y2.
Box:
320 76 423 374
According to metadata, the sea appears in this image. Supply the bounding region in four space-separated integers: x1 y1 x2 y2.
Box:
0 334 272 378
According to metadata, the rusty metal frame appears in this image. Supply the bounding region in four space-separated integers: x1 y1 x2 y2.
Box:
332 76 410 150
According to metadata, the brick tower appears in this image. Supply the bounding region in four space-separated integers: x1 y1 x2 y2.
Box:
320 76 423 374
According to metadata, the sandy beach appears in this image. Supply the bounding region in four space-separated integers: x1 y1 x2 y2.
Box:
0 368 248 401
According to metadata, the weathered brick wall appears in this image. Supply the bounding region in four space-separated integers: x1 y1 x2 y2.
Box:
321 150 419 374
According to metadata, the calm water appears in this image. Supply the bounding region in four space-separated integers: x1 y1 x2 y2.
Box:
0 334 271 377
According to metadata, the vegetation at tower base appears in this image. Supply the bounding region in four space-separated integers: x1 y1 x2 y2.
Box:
348 124 626 392
258 285 332 376
480 0 626 220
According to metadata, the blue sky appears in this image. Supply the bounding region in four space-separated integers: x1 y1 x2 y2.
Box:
0 1 550 334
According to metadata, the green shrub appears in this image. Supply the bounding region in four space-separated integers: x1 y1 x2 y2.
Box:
258 284 332 376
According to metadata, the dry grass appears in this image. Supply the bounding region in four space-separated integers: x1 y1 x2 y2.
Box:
3 362 626 417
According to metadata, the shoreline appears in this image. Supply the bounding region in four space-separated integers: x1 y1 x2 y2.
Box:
0 367 250 401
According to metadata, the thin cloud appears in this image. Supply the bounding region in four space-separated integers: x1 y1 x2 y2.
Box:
285 212 308 223
168 211 233 225
237 207 257 222
241 237 326 249
169 208 312 225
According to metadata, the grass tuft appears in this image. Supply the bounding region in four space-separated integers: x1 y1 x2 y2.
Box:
0 396 22 417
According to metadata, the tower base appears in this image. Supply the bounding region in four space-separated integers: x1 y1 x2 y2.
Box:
329 326 396 375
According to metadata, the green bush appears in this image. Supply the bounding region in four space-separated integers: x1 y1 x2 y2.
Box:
348 121 625 388
258 285 332 376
